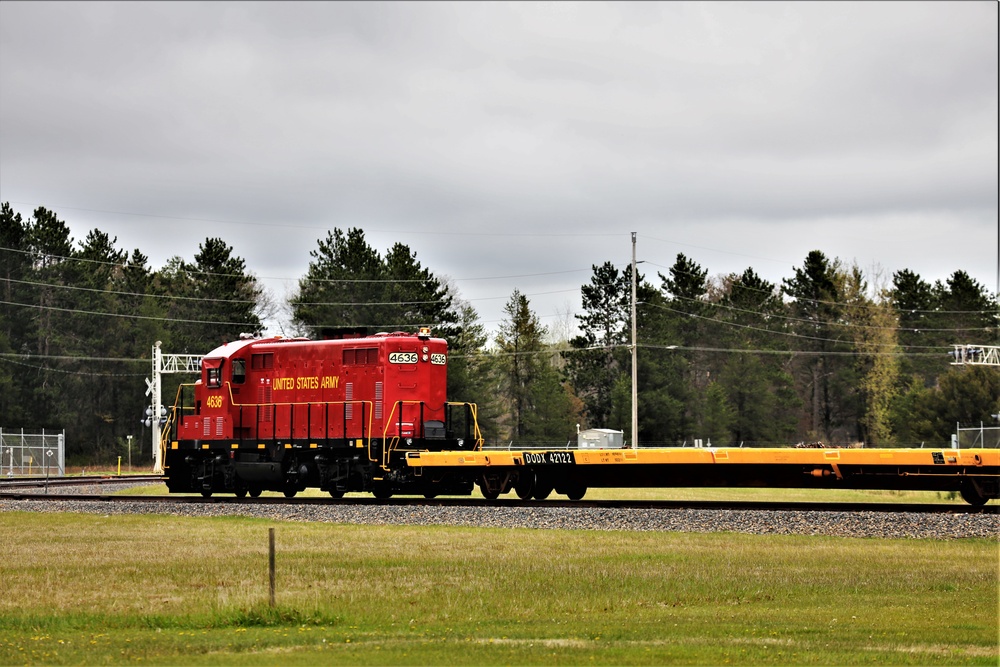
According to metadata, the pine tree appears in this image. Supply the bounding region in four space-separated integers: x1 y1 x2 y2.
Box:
494 290 578 444
782 250 849 441
891 268 939 386
565 262 632 428
292 228 459 338
158 238 263 354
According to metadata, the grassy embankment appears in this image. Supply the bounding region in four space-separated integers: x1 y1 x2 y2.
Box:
0 511 996 665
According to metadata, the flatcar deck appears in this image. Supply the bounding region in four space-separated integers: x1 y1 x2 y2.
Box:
406 447 1000 504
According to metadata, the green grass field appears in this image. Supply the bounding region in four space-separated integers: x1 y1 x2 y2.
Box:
1 511 996 665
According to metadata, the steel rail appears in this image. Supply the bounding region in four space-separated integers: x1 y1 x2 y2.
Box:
0 475 163 489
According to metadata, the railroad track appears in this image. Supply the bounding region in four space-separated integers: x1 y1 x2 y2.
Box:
0 474 163 490
0 490 994 515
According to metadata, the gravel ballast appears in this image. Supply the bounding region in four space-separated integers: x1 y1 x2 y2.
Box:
1 485 997 540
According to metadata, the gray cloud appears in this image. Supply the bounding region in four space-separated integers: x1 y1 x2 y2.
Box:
1 1 996 334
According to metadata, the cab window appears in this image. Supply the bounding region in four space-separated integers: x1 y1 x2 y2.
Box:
207 366 222 388
232 359 246 384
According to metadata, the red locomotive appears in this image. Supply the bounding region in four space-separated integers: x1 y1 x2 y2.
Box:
163 328 482 498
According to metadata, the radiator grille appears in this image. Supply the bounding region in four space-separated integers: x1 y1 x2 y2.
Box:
258 385 273 422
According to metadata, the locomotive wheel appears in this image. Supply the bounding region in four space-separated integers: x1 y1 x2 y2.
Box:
200 489 213 498
532 481 553 501
514 474 535 500
283 489 298 498
328 488 345 499
234 488 248 499
248 486 262 498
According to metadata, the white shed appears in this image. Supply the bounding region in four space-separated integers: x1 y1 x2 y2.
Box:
577 428 625 449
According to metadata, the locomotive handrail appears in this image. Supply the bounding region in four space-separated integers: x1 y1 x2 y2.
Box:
447 401 485 450
379 400 485 470
380 400 420 470
162 383 198 463
172 380 480 461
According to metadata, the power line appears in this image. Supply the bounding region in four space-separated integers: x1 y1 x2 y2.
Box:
0 355 148 377
4 277 260 305
0 299 257 328
661 291 992 334
2 274 580 314
639 301 948 351
641 233 794 268
0 352 147 363
0 244 593 285
637 343 947 358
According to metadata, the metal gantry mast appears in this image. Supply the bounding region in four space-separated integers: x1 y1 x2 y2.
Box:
949 344 1000 366
148 341 202 473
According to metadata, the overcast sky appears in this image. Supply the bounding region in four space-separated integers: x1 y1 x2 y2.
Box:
1 1 997 338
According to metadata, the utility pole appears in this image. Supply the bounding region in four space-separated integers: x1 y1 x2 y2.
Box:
631 232 638 450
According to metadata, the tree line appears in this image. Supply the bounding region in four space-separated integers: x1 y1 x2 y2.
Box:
1 203 997 462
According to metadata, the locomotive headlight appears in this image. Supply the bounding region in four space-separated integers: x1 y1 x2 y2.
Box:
422 354 428 361
422 346 428 353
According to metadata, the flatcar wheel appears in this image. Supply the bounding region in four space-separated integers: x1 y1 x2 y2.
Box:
514 474 535 501
532 482 553 501
372 484 393 499
960 483 988 506
479 475 501 500
234 488 248 499
565 484 587 501
283 489 297 498
248 486 262 498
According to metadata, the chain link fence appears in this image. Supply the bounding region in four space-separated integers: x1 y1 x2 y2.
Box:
1 428 66 477
955 423 1000 449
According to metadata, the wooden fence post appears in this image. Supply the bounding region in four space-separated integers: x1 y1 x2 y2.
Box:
268 527 276 607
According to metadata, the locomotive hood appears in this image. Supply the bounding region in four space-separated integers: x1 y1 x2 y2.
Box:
200 331 447 361
202 335 308 359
